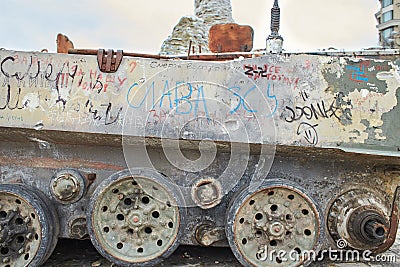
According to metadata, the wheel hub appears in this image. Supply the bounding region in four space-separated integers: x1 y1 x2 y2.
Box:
267 222 286 238
0 192 42 267
227 184 321 267
328 189 390 251
0 210 30 254
88 171 182 266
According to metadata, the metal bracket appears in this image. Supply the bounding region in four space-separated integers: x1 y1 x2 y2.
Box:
373 186 400 253
97 49 123 73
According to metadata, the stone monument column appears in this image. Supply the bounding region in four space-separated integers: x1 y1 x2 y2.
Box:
195 0 233 25
160 0 234 55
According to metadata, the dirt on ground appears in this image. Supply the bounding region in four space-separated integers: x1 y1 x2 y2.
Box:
43 239 241 267
43 238 400 267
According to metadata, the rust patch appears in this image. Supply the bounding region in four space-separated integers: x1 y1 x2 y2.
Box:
373 187 400 254
209 23 253 53
57 33 74 54
0 156 125 172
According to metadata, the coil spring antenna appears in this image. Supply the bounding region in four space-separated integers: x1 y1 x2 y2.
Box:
271 0 280 35
266 0 284 53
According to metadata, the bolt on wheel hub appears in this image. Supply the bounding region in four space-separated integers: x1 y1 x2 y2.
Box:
269 222 285 237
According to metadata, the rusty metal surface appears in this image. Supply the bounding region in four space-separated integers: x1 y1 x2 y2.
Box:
208 23 254 53
0 49 400 266
327 189 391 251
56 34 74 54
87 169 184 266
374 187 400 253
226 182 323 267
97 49 123 73
0 50 399 156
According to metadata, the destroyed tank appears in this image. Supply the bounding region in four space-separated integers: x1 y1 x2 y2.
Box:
1 2 400 267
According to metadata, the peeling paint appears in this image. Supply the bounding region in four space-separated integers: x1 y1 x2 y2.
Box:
0 50 398 154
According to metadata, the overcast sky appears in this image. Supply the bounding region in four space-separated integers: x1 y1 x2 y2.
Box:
0 0 380 53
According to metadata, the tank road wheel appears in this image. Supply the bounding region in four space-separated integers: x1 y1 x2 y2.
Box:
226 181 322 267
87 169 185 267
0 184 59 267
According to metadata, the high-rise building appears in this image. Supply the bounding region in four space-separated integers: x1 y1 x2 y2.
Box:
375 0 400 47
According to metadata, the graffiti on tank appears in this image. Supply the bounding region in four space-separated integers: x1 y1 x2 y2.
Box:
0 54 128 126
345 61 390 83
0 114 23 122
84 100 123 125
126 80 279 120
127 81 210 119
346 61 370 82
76 69 128 93
0 85 29 110
243 64 300 89
284 99 341 123
0 55 78 89
296 122 319 145
0 54 131 94
45 97 124 126
284 91 345 146
0 55 80 109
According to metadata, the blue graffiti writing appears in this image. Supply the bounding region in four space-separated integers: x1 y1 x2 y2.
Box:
126 81 278 119
346 61 370 83
127 81 209 118
228 85 257 114
266 84 278 118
